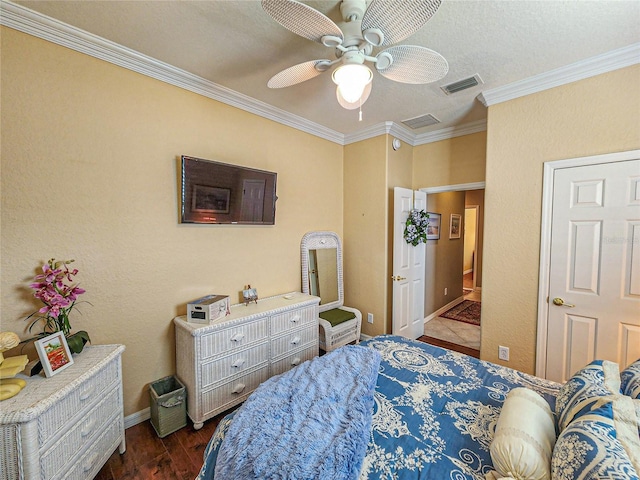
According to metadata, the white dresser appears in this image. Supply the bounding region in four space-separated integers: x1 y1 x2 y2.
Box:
174 292 320 429
0 344 125 480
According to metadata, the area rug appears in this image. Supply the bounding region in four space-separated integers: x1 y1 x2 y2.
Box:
440 300 481 326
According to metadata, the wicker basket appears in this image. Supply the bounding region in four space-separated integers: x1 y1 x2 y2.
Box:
149 375 187 438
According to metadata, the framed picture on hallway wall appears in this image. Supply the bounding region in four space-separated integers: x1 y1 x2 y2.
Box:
426 212 441 240
449 214 461 239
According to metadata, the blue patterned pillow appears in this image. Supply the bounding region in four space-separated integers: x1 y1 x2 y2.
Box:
555 360 621 431
551 396 640 479
621 358 640 399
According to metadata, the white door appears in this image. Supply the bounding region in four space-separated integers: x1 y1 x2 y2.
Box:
240 179 265 222
392 187 426 339
545 158 640 382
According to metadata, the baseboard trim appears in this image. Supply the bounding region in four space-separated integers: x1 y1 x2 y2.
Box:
124 407 150 429
463 269 473 275
424 296 465 323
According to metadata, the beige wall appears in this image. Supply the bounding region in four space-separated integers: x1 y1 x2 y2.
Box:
0 28 343 416
424 192 466 315
343 136 388 337
482 65 640 372
465 189 484 288
413 132 487 187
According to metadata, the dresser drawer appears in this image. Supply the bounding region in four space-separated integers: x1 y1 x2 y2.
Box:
201 342 269 388
271 345 317 376
270 306 317 336
61 417 122 480
41 385 121 479
200 318 269 359
37 357 119 445
201 366 270 415
271 326 317 358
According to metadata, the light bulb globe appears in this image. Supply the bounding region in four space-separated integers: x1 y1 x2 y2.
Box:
332 64 373 104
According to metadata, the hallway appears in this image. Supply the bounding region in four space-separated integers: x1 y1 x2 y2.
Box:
423 273 480 352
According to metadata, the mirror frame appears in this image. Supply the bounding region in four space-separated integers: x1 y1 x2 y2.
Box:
301 231 344 312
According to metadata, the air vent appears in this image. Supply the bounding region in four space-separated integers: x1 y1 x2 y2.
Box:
440 74 484 95
402 113 441 129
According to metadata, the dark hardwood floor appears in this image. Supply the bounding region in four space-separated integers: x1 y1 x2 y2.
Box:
417 335 480 358
96 410 230 480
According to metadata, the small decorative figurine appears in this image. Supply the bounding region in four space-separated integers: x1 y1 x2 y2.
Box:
242 285 258 305
0 332 29 400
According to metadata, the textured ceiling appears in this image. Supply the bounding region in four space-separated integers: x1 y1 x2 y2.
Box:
12 0 640 136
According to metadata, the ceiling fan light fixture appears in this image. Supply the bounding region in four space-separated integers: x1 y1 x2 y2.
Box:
332 64 373 104
336 81 372 110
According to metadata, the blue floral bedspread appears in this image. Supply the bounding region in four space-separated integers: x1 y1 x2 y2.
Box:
198 335 561 479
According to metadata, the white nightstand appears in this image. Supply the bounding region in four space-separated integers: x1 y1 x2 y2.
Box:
0 344 125 480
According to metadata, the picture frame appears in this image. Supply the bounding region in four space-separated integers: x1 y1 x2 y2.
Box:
426 212 441 240
34 332 74 377
450 213 462 239
191 185 230 214
242 286 258 305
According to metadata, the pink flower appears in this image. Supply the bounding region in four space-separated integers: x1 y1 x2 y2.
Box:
27 258 86 336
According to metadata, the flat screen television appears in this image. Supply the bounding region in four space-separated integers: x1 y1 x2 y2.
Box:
180 155 277 225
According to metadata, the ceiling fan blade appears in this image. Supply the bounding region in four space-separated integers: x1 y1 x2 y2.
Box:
267 60 331 88
261 0 343 45
376 45 448 84
362 0 442 47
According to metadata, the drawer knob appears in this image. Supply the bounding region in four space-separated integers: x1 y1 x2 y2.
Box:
232 383 246 394
291 336 301 345
291 357 301 366
232 358 245 368
80 386 95 401
83 453 99 473
230 333 245 343
81 419 96 437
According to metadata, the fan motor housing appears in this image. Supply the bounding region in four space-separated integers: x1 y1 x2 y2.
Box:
340 0 366 22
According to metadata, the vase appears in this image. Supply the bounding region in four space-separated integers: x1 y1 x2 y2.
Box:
66 330 91 354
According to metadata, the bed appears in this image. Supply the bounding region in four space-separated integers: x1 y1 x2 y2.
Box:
196 335 640 480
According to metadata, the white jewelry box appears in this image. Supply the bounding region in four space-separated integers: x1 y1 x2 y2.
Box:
187 294 230 324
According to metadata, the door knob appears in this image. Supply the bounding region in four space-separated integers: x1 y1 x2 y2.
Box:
391 275 406 281
552 297 575 308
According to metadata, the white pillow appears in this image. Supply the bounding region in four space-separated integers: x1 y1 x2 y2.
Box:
489 388 556 480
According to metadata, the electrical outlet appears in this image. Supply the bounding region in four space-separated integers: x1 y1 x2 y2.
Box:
498 346 510 361
367 313 374 324
444 287 448 296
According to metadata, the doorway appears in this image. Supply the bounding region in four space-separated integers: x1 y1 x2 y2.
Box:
464 205 478 293
420 183 485 353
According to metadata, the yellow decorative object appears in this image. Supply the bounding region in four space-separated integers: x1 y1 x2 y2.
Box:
0 332 28 399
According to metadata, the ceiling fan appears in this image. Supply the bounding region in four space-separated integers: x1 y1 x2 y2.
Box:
262 0 449 113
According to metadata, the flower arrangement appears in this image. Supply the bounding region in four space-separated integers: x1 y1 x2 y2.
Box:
404 209 430 246
26 258 90 354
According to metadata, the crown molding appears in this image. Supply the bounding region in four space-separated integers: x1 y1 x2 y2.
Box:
478 42 640 107
343 121 416 145
0 0 485 147
413 119 487 145
0 0 345 145
8 0 627 148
